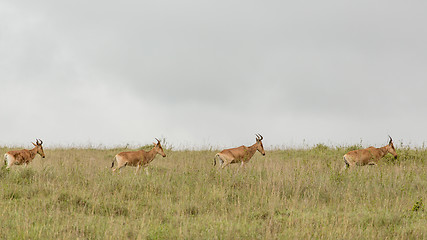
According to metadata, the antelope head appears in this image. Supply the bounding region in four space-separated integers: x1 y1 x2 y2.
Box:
255 134 265 156
32 139 45 158
386 135 397 159
154 138 166 157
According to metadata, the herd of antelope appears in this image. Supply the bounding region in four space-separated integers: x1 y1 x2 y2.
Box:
2 135 399 174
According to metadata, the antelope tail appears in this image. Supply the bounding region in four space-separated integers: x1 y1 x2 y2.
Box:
111 156 116 168
213 154 219 166
340 155 350 173
343 156 349 168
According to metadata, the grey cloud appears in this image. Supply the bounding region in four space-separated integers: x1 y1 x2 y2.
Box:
1 0 427 147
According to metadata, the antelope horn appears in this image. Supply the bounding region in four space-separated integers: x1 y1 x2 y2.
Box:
35 139 39 145
388 135 393 144
155 138 160 143
39 139 43 145
258 134 263 141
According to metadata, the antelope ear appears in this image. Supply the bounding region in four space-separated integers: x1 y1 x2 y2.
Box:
153 142 157 145
32 142 37 146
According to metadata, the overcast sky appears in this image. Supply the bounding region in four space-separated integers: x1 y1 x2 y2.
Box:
1 1 426 149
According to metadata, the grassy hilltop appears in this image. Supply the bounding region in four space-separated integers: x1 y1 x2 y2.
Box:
0 145 426 239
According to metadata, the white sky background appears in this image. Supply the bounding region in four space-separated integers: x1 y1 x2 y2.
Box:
1 1 426 149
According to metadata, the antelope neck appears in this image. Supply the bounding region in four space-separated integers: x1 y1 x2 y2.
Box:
144 147 157 161
246 143 259 156
377 146 389 157
29 147 38 158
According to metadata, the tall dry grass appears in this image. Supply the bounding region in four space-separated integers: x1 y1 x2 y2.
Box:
0 144 426 239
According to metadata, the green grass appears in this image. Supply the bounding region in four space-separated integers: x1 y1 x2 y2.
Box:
0 145 426 239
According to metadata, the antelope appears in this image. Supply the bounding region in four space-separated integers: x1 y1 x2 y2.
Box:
111 138 166 174
214 134 265 169
342 136 397 171
3 139 46 169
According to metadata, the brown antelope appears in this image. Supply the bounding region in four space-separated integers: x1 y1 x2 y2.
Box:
214 134 265 169
3 139 46 169
111 138 166 174
342 136 397 171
